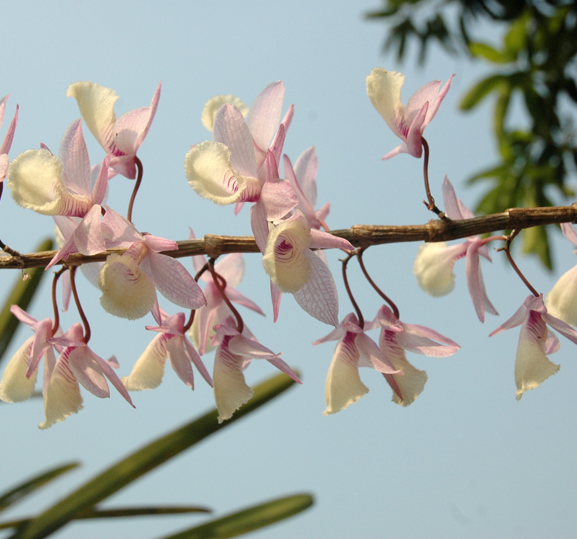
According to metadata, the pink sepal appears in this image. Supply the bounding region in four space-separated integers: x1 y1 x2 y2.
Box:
248 81 285 154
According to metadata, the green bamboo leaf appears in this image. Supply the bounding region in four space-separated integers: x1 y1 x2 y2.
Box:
0 506 210 532
158 494 314 539
522 225 552 270
0 239 53 364
0 463 79 514
468 42 514 63
14 372 298 539
460 74 508 111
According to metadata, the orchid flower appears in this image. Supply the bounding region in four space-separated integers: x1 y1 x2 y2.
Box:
546 223 577 326
313 313 402 415
413 177 498 322
212 316 301 423
375 305 460 406
41 323 134 429
190 232 264 355
366 68 453 160
283 147 330 230
122 304 212 392
0 306 56 403
262 210 353 326
490 294 577 400
0 95 19 182
185 81 293 209
96 209 206 319
8 120 112 269
67 81 161 179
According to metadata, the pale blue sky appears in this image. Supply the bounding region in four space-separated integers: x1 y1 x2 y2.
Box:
1 2 576 538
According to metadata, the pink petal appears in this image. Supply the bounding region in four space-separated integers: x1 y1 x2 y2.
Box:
165 336 195 389
248 81 285 153
213 104 257 178
90 348 135 406
91 155 111 206
58 119 91 197
397 322 460 357
260 178 298 221
68 347 110 398
10 305 38 327
226 288 265 315
293 250 339 326
144 251 206 309
309 229 353 251
356 333 400 375
294 146 319 208
284 154 320 228
561 222 577 247
441 176 463 220
215 253 245 288
271 280 282 323
404 102 428 158
250 201 269 253
73 205 105 255
144 234 178 253
184 338 213 386
0 103 18 156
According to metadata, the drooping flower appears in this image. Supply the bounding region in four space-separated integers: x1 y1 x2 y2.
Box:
97 210 206 319
212 316 301 423
546 223 577 326
0 95 19 182
189 233 264 355
67 81 161 178
262 210 353 326
0 306 55 403
122 304 212 392
490 294 577 400
366 68 453 159
413 177 497 322
314 313 403 415
375 305 460 406
42 323 134 429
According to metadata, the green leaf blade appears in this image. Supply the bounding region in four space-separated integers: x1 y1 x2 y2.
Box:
158 494 314 539
14 372 298 539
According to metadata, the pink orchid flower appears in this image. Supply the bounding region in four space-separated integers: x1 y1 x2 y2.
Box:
190 232 264 355
313 313 402 415
262 210 353 326
366 68 453 159
212 316 301 423
546 223 577 326
185 81 293 210
375 305 460 406
122 304 212 392
0 95 18 181
40 323 134 429
67 81 161 179
283 147 330 231
8 120 111 269
96 209 206 319
490 294 577 400
0 306 57 404
413 176 497 322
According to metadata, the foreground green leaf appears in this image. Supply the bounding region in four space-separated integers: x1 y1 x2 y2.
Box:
159 494 314 539
0 239 53 363
0 463 79 515
14 372 298 539
0 506 210 532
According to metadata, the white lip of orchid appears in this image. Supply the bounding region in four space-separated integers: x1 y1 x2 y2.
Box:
262 215 312 293
413 242 468 297
546 265 577 326
98 253 157 320
202 95 249 132
8 149 93 216
184 141 261 205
